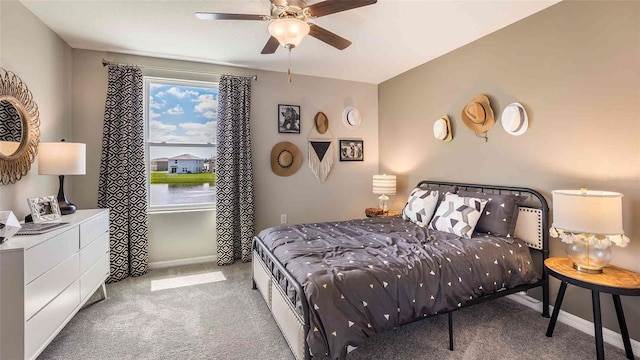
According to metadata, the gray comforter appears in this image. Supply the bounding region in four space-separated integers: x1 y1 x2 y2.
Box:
256 215 539 359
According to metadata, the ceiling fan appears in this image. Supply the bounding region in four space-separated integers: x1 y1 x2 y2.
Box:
196 0 377 54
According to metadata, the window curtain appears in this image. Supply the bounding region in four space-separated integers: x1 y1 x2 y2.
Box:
216 75 254 265
98 64 149 282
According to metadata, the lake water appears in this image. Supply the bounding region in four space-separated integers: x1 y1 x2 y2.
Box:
150 183 215 206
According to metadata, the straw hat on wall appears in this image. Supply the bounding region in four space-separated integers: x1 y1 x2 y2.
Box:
270 142 302 176
461 94 495 141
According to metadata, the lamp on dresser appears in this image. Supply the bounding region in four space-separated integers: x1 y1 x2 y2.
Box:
38 140 86 215
549 188 630 273
372 174 396 214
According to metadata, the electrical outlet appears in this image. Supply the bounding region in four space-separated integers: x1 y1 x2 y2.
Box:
280 214 287 224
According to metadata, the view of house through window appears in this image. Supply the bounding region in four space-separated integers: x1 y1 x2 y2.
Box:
145 78 218 209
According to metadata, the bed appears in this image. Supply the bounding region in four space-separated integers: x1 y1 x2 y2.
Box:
252 180 550 360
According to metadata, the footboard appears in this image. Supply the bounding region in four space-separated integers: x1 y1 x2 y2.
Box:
253 238 310 360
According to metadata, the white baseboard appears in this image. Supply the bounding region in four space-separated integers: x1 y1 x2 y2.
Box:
508 292 640 355
148 255 217 270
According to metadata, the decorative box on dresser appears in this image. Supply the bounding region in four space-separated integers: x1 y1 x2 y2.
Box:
0 209 110 360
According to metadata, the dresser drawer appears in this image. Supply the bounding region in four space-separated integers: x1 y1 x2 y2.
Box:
25 253 79 321
80 253 109 301
25 280 80 360
25 228 79 284
79 211 109 248
80 232 109 275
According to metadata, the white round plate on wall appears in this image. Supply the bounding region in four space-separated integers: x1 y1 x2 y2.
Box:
342 106 361 129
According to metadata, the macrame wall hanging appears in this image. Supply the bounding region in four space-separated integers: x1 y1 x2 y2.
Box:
308 112 334 183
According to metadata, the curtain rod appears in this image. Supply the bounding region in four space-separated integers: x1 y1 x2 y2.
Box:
101 59 257 81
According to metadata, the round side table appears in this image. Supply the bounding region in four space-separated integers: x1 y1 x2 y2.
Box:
545 257 640 360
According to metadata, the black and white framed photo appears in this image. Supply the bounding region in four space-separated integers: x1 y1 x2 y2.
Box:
278 104 301 134
339 139 364 161
27 195 62 223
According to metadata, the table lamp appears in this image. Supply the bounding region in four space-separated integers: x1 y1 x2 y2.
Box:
38 140 86 215
550 188 629 273
372 174 396 213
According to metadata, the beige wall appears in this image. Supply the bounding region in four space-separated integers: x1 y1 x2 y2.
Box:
379 1 640 340
70 49 378 263
0 0 72 218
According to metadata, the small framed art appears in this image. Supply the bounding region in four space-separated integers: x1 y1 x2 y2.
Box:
27 195 62 223
278 104 301 134
339 139 364 161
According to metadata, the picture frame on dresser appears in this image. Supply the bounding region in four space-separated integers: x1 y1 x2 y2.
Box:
27 195 61 223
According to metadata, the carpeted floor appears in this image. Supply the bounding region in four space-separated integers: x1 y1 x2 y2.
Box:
38 261 631 360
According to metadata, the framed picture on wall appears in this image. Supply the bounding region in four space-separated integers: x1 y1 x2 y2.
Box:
339 139 364 161
27 195 62 223
278 104 301 134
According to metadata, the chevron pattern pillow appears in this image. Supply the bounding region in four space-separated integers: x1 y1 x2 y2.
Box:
429 194 488 238
402 188 439 227
457 190 525 237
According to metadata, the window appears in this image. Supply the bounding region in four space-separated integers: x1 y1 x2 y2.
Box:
145 77 218 211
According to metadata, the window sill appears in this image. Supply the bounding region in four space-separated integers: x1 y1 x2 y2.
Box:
148 207 216 215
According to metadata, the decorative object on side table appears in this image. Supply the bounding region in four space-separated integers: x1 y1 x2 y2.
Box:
549 188 629 274
372 174 396 213
0 211 21 243
339 139 363 161
27 195 61 223
38 140 86 215
278 104 301 134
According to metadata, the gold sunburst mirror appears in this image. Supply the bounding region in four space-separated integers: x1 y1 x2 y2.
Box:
0 68 40 185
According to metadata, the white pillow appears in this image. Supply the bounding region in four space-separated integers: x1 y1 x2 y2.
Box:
402 189 439 227
429 193 488 238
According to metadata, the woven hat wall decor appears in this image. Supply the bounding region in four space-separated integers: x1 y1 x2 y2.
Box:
461 94 495 142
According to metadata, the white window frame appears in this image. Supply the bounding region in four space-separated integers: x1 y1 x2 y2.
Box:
144 76 218 214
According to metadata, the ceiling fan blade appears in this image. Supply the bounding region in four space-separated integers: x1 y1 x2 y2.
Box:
308 24 351 50
195 12 269 21
287 0 308 8
308 0 377 18
261 36 281 54
270 0 287 5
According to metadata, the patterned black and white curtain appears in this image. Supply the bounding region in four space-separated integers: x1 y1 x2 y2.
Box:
98 64 149 282
216 75 254 265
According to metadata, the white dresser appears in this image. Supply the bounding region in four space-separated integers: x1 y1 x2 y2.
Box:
0 209 110 360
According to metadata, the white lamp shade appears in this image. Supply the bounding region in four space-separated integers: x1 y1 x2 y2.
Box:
268 18 310 48
372 174 396 195
38 142 86 175
552 189 624 235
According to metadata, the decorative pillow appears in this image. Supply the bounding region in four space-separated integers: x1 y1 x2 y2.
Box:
402 188 439 227
457 190 524 237
429 194 488 238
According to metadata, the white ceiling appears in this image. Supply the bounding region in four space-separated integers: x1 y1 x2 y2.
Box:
20 0 559 84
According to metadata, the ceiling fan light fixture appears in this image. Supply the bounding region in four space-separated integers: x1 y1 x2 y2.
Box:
268 18 310 48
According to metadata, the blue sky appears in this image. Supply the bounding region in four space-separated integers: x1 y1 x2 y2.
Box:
148 82 218 144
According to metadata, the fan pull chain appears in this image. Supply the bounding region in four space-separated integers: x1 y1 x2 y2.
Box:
287 48 292 83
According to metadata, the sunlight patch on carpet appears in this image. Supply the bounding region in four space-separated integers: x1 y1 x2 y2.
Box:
151 271 227 291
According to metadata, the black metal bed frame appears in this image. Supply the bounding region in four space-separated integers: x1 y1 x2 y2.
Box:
252 180 551 359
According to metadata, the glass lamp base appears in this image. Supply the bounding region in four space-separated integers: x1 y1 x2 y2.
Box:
565 242 611 274
377 194 389 213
